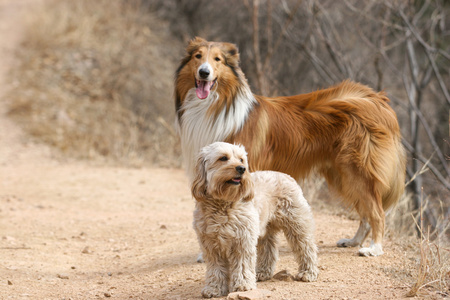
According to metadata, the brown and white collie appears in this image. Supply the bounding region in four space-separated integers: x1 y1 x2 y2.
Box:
175 37 406 257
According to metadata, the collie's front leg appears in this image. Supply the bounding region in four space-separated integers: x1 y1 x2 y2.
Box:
359 241 384 257
359 213 385 256
337 219 371 248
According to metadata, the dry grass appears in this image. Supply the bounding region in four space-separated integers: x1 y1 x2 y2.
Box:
406 206 449 298
384 192 449 298
8 0 182 167
386 193 418 238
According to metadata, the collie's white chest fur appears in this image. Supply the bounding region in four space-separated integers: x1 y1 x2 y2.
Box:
179 88 255 181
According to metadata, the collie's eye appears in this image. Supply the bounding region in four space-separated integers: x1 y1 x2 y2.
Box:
195 54 202 59
214 57 221 61
219 156 228 162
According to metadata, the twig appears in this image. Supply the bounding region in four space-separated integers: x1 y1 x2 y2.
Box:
398 8 450 105
313 1 352 78
292 41 337 84
402 73 450 178
404 154 432 188
402 139 450 191
252 0 265 94
263 0 303 71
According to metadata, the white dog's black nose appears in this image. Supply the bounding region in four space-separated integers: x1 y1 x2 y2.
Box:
199 68 210 79
236 165 246 174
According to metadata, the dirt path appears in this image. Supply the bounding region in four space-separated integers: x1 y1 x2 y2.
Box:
0 1 420 299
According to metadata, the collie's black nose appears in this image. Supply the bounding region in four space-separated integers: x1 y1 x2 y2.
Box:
199 68 210 79
235 165 246 174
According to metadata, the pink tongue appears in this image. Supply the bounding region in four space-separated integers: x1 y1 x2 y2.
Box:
196 81 213 99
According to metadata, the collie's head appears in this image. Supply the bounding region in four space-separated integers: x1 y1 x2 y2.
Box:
191 142 254 203
175 37 248 115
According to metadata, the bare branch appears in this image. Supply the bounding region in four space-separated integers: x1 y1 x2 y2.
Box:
343 0 405 31
402 139 450 191
252 0 266 95
397 8 450 105
423 48 450 106
406 36 420 89
397 5 449 59
266 0 273 58
405 154 433 188
262 0 303 71
402 74 450 178
290 38 337 84
420 63 433 89
412 0 431 25
313 1 352 78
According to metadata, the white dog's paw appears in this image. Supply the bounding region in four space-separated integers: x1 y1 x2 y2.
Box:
201 286 226 298
256 270 272 282
231 282 256 293
337 238 359 247
230 277 256 293
294 268 319 282
358 243 383 257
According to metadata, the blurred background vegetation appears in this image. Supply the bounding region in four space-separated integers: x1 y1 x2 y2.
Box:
7 0 449 247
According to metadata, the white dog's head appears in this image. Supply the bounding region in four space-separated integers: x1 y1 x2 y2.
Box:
191 142 254 203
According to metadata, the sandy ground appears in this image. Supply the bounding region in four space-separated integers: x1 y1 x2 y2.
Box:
0 1 426 299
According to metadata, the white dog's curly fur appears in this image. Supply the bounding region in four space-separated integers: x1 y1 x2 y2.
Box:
192 142 319 298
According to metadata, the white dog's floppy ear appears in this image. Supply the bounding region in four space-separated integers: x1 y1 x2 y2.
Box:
191 154 208 202
242 175 255 202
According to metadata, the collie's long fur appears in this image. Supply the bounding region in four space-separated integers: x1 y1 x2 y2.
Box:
176 37 406 256
192 142 318 298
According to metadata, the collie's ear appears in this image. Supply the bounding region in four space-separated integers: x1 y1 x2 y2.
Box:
191 155 208 202
221 42 240 68
186 37 208 55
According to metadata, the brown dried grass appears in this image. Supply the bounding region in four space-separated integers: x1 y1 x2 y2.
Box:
406 203 449 298
8 0 182 167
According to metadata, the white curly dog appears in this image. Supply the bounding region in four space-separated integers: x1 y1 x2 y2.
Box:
191 142 319 298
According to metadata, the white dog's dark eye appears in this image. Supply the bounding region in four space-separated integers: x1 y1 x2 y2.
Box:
240 158 244 163
219 156 228 162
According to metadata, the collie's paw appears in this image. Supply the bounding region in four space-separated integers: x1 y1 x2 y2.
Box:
358 243 383 257
337 238 358 247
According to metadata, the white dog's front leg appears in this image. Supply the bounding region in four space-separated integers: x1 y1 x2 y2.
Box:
228 249 257 292
228 228 258 292
337 219 371 248
201 252 229 298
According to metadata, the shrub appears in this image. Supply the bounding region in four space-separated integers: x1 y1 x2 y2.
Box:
8 0 182 167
